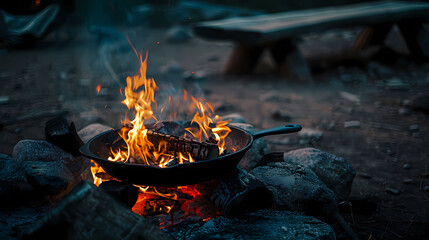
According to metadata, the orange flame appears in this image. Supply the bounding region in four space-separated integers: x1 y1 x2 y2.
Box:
91 51 233 187
96 84 102 94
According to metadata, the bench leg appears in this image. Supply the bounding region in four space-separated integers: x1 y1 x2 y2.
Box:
269 39 312 82
223 44 263 74
397 20 429 60
353 23 393 52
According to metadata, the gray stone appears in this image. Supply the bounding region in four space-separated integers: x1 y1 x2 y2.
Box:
402 178 413 184
78 123 113 143
385 187 400 195
23 161 74 195
283 148 355 200
339 91 360 104
403 163 411 169
385 78 410 90
409 125 419 131
0 96 10 105
231 123 269 171
170 210 336 240
0 154 31 197
299 128 323 141
344 121 361 128
250 162 337 215
166 26 192 43
13 140 81 175
423 186 429 193
398 108 411 115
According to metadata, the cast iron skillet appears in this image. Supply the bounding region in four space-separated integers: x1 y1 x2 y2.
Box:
80 122 301 186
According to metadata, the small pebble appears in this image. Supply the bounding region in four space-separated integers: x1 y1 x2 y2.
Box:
344 121 361 128
402 99 410 106
409 125 419 131
424 186 429 193
402 178 413 184
0 96 10 104
385 187 400 195
403 163 411 169
398 108 410 115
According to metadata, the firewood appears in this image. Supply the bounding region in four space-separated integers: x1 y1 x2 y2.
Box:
145 129 219 161
45 116 84 157
21 181 171 240
196 167 272 217
99 180 139 208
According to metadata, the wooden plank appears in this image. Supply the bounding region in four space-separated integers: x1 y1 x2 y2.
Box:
194 1 429 44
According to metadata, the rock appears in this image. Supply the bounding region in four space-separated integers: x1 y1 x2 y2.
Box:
13 140 82 175
0 96 10 105
385 78 410 90
78 123 113 143
409 125 419 131
403 163 411 169
398 108 411 115
23 161 74 195
231 123 269 171
221 113 246 124
402 178 413 184
169 210 336 240
165 26 192 43
267 136 292 145
250 162 337 215
298 128 323 141
409 92 429 113
368 61 395 79
271 109 292 121
423 186 429 193
339 91 360 104
283 148 355 200
0 154 31 198
385 187 400 195
344 121 361 128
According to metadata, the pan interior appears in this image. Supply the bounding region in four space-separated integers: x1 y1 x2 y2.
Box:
88 123 252 162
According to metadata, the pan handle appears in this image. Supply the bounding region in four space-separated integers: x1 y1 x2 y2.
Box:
252 124 302 140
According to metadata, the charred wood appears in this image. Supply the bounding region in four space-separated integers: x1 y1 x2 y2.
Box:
45 116 84 157
196 167 272 217
21 181 170 240
99 180 139 208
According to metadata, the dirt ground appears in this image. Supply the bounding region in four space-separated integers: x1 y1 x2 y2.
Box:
0 25 428 239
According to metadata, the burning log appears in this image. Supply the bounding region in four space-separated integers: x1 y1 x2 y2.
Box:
196 166 272 217
99 180 139 208
22 181 171 240
45 116 84 157
145 129 219 161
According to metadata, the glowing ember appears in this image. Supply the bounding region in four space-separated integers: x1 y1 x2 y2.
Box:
95 84 102 94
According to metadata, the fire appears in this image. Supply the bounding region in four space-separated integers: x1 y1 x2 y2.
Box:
90 51 228 225
103 51 231 169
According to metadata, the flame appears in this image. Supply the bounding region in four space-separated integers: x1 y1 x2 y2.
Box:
103 52 231 169
96 84 102 94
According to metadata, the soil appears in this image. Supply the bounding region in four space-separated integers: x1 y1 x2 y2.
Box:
0 25 428 240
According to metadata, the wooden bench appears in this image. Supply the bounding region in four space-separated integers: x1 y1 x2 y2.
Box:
194 1 429 81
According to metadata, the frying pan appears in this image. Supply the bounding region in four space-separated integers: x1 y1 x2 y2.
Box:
80 122 301 186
